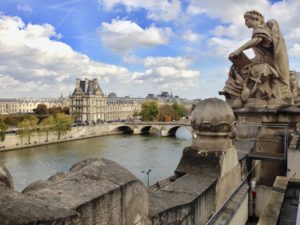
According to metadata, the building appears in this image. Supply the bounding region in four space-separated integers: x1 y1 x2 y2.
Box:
69 78 142 122
0 97 69 114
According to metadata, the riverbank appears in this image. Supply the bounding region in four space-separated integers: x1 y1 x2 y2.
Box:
0 123 124 152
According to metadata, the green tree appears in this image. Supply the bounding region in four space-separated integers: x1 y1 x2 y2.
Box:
141 100 159 121
0 117 8 142
53 113 72 140
157 104 178 122
17 115 38 144
40 115 55 142
172 103 187 118
34 104 48 115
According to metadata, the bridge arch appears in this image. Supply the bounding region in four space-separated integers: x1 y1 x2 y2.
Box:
111 126 133 134
167 126 181 137
161 125 194 138
140 126 161 134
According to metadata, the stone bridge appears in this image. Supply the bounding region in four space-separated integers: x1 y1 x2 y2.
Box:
107 121 193 137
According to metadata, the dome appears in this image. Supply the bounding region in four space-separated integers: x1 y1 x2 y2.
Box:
191 98 235 134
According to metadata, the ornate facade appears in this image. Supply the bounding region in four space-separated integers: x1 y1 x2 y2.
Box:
0 97 68 114
69 78 141 122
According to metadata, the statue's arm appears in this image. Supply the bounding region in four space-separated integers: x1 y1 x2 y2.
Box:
229 37 263 58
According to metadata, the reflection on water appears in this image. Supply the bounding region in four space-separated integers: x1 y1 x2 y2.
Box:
0 132 192 191
176 127 193 139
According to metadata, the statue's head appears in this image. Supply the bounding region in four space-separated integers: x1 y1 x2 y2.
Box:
244 10 264 28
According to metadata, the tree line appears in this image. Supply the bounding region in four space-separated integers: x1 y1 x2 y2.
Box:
140 101 189 122
0 104 72 143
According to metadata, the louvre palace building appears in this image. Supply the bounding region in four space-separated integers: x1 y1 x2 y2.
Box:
0 96 68 114
69 78 142 123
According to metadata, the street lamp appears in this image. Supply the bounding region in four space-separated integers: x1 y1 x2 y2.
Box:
141 169 152 187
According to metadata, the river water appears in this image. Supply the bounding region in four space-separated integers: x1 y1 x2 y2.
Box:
0 128 192 191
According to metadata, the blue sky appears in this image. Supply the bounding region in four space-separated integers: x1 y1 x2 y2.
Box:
0 0 299 99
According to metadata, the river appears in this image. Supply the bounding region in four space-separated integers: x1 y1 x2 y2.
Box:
0 127 192 191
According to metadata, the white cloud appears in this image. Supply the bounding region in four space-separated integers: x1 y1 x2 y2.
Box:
17 4 32 13
144 56 192 69
130 56 200 90
0 14 130 97
182 30 202 43
289 43 300 57
99 0 182 22
98 19 172 53
187 0 271 25
211 24 250 39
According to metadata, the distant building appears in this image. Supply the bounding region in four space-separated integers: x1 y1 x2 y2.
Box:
107 92 117 98
69 78 142 122
146 94 155 99
0 97 68 114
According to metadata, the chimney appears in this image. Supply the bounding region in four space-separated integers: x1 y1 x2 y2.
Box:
76 78 80 89
94 78 98 91
85 78 89 93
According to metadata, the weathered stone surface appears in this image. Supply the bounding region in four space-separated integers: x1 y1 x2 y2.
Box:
23 158 149 225
1 158 150 225
191 98 235 134
175 146 222 175
0 165 14 189
0 185 79 225
149 174 217 217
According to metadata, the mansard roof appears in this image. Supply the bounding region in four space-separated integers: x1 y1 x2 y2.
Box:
72 78 104 97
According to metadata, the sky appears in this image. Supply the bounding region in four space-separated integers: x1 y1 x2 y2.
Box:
0 0 300 99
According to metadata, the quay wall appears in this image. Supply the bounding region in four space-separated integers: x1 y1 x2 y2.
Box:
0 124 122 152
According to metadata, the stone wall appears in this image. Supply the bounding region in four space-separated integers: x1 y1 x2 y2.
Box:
0 124 119 151
150 183 215 225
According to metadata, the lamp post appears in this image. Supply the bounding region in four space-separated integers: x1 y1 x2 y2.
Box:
142 169 152 187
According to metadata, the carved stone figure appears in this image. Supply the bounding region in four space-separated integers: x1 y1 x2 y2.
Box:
223 10 292 109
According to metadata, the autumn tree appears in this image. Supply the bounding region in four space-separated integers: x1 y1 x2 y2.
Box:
141 100 159 121
4 115 25 127
48 106 62 115
53 113 73 140
157 104 178 122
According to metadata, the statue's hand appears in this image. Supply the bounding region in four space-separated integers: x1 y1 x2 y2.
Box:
229 50 242 59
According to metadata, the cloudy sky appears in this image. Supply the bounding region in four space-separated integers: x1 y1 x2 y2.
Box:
0 0 299 99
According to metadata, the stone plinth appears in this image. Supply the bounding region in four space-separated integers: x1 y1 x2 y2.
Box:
149 98 243 225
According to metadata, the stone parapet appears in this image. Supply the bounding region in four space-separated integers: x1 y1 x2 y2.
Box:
0 158 150 225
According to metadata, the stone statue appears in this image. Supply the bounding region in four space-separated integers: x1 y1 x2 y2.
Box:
223 10 292 109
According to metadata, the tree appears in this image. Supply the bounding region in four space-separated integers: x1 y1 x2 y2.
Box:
4 115 24 127
172 103 187 118
157 104 178 122
0 117 7 142
40 115 55 142
48 106 63 115
141 100 159 121
34 104 48 115
17 115 38 144
53 113 73 140
62 106 70 115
